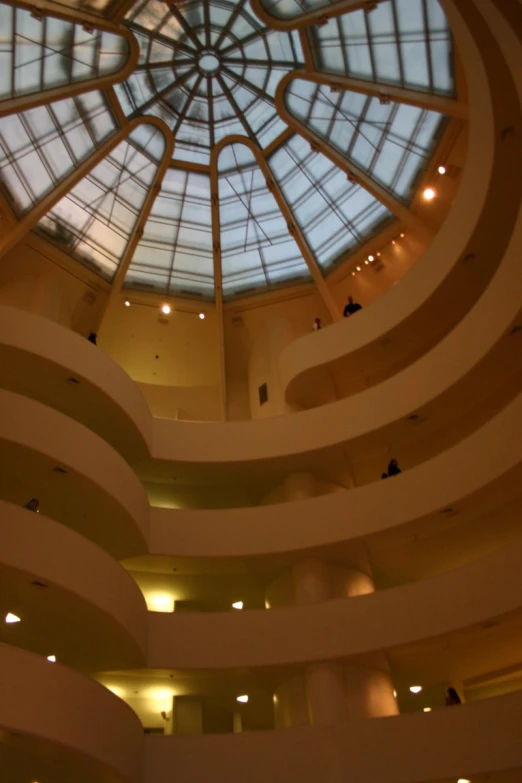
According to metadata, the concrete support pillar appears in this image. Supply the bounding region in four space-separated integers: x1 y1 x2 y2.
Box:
344 661 399 719
283 471 317 502
273 676 309 729
292 558 331 605
232 711 243 734
306 662 347 726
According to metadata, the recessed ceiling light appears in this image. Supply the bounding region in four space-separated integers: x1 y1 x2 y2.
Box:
409 685 422 694
356 266 361 271
232 601 243 610
393 690 397 698
392 240 396 245
351 271 356 276
423 187 436 201
423 707 431 712
124 300 130 307
376 252 381 256
438 165 446 174
457 779 471 783
5 613 21 623
236 694 248 703
198 313 205 320
47 654 56 662
368 255 374 261
161 304 171 315
400 232 405 238
364 259 369 265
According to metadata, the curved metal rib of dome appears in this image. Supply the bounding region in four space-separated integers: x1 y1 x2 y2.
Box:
0 0 459 307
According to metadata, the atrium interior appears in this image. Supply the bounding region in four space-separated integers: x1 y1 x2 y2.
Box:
0 0 521 781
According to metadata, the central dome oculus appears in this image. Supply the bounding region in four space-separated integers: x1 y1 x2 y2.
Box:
120 0 304 164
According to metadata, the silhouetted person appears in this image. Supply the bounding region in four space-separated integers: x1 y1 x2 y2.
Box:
88 332 97 345
445 687 462 706
23 498 40 513
312 317 322 331
387 458 401 476
343 296 362 318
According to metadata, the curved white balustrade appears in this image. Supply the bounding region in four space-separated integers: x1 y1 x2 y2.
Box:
0 645 143 783
144 691 522 783
0 501 148 670
149 392 522 558
147 531 522 669
0 305 151 462
0 389 149 558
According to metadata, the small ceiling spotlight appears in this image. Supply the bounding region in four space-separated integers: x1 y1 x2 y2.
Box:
392 240 396 245
198 313 205 320
423 187 436 201
400 232 405 238
5 613 21 623
351 271 356 276
368 255 374 262
47 654 57 662
236 694 249 703
364 259 369 265
161 304 171 315
438 165 446 174
457 779 471 783
232 601 243 610
409 685 423 694
423 707 432 712
356 265 361 271
124 300 130 307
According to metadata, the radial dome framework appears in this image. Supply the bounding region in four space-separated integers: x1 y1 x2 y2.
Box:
0 0 460 312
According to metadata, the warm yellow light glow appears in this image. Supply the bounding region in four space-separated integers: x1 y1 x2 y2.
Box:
161 304 171 315
423 187 436 200
364 259 369 265
106 685 124 698
146 593 175 613
272 694 278 705
232 601 243 610
236 695 249 703
356 266 361 271
368 255 374 261
392 240 396 245
376 252 381 257
5 613 21 624
457 779 471 783
393 690 397 698
124 300 130 307
409 685 422 694
438 165 446 174
47 654 56 662
265 599 270 609
351 271 356 276
199 312 205 320
423 707 431 712
400 232 405 238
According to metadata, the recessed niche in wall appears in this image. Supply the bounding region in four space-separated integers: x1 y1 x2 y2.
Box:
258 382 268 406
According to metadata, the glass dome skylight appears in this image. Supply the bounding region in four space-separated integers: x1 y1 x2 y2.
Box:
0 0 454 303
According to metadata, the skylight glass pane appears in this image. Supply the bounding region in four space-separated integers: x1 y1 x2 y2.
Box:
269 134 392 270
124 168 214 298
312 0 454 96
0 91 116 214
120 0 304 163
285 81 444 202
218 143 311 297
0 3 128 101
37 124 165 279
260 0 362 20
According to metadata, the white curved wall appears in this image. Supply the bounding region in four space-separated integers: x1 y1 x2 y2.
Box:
149 392 522 557
147 532 522 669
0 501 148 666
0 389 149 557
144 690 522 783
0 645 143 783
